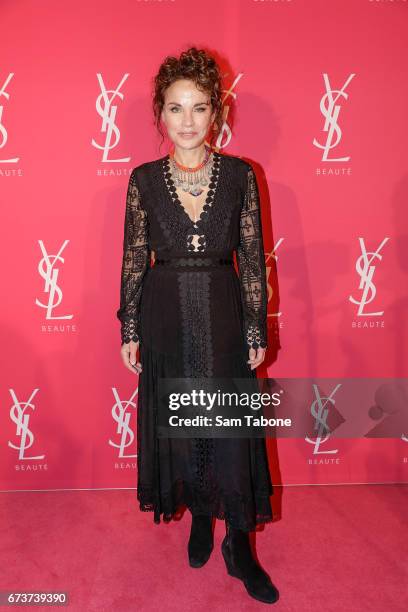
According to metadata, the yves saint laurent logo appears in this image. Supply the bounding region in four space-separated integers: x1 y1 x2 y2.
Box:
349 238 389 316
91 73 131 163
305 384 341 454
8 389 45 460
214 73 243 150
265 239 283 317
35 240 73 320
313 73 355 161
109 388 138 458
0 73 19 163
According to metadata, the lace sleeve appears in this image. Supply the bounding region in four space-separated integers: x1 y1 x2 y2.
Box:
236 165 268 350
116 169 150 345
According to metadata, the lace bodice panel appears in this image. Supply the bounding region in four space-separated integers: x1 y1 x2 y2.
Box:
116 155 269 350
116 169 150 345
236 166 268 350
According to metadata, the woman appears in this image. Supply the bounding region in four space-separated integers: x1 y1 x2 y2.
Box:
117 47 279 605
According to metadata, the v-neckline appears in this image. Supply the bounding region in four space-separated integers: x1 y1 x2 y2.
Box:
162 150 222 230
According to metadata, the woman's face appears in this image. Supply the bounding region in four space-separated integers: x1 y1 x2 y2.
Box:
160 79 216 152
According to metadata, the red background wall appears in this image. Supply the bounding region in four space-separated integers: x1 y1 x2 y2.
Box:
1 0 407 492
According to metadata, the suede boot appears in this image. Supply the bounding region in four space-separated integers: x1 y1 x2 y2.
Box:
221 522 279 604
188 512 214 568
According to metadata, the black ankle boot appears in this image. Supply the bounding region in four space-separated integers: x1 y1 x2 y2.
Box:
221 522 279 604
188 513 214 568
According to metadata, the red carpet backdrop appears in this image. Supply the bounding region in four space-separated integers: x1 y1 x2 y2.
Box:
1 0 407 494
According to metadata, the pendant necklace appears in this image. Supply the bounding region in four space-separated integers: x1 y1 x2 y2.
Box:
169 145 214 197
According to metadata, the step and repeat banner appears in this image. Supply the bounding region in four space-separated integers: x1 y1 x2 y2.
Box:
1 0 407 493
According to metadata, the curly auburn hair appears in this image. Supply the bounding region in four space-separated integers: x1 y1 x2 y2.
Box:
152 47 224 151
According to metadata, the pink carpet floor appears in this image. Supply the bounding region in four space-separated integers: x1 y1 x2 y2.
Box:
1 484 407 611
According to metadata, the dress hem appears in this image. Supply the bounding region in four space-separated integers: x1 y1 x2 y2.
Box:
136 479 274 532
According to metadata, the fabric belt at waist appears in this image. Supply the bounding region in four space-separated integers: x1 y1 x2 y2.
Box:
154 251 234 268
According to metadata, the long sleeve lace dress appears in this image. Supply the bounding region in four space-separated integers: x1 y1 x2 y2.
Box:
117 150 273 531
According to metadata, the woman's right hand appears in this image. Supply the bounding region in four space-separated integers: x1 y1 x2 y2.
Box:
121 340 142 374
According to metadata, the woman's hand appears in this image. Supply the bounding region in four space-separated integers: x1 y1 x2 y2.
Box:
121 340 142 374
247 346 266 370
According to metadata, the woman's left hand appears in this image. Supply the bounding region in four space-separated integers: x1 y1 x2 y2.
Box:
247 346 267 370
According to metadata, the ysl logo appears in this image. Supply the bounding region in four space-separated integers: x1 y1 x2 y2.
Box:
349 237 389 316
91 73 131 163
213 73 243 150
0 73 19 163
35 240 73 319
109 388 138 458
305 384 340 455
313 73 355 161
265 239 284 317
8 389 45 460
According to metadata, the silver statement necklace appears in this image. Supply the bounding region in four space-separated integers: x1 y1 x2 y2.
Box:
169 146 214 197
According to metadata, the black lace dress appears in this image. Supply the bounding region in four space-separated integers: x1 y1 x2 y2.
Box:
117 150 273 531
